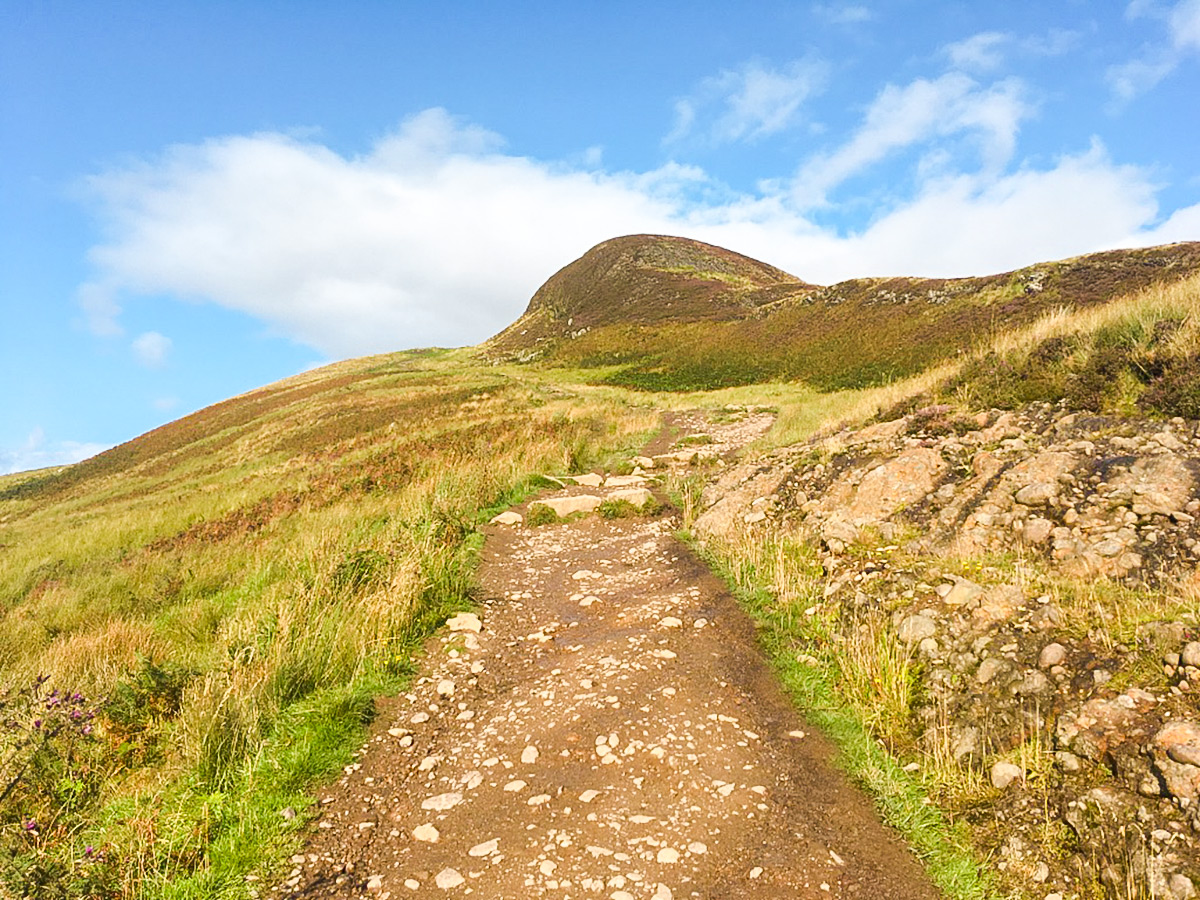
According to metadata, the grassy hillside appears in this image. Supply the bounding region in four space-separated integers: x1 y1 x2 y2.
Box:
0 351 657 897
489 236 1200 393
4 234 1199 899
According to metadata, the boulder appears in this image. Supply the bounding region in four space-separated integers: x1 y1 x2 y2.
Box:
991 761 1024 789
898 614 937 644
608 487 654 508
490 511 523 526
532 494 603 517
572 473 604 487
446 612 482 633
1152 721 1200 802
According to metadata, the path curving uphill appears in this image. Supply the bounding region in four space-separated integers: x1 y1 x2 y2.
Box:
278 417 939 900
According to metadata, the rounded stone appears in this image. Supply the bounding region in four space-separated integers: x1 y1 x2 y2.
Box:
1038 642 1067 669
991 760 1023 789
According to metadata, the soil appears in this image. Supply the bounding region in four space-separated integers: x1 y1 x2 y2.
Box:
275 422 939 900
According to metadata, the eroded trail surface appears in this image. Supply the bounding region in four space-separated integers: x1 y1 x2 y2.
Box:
282 419 938 900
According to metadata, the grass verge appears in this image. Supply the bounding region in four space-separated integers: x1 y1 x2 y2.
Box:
682 529 993 900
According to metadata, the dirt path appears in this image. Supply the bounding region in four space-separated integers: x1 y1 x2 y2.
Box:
277 416 940 900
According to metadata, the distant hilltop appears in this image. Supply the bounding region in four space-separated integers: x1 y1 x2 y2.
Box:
485 234 1200 393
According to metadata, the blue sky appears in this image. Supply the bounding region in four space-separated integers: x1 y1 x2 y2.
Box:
3 1 1199 473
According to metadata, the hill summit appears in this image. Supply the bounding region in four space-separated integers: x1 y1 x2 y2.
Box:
487 234 812 360
488 235 1200 393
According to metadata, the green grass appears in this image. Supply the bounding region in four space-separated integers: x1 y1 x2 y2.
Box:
0 353 658 898
682 528 993 900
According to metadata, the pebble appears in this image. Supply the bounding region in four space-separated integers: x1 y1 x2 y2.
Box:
413 824 439 843
435 868 465 889
420 792 462 811
469 839 499 857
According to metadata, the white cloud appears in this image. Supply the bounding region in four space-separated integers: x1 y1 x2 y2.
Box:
812 4 873 25
667 59 829 145
1108 0 1200 101
77 281 123 336
790 73 1031 207
75 107 1189 360
945 32 1009 71
1170 0 1200 48
132 331 172 367
0 428 109 476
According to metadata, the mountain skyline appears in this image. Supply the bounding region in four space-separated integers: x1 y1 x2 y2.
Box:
3 0 1199 473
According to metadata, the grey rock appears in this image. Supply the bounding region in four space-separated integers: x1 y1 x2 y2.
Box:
1015 482 1058 507
991 760 1023 789
1038 643 1068 669
898 614 937 644
1182 641 1200 669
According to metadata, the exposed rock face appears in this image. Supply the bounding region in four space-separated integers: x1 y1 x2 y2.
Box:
686 402 1200 898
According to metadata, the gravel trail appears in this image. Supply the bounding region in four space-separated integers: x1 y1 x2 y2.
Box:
279 418 939 900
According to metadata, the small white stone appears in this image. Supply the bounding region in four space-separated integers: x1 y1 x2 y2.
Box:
469 838 498 857
579 789 601 802
413 823 439 843
527 793 551 806
522 745 539 764
749 867 763 879
660 616 683 628
687 842 707 855
445 612 482 633
435 867 464 889
410 712 430 724
539 860 557 875
652 885 673 900
504 779 527 792
420 792 462 811
656 847 680 864
404 879 420 890
436 679 455 697
366 875 384 893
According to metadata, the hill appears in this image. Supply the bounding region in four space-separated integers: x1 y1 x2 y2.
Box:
489 235 1200 392
3 234 1200 899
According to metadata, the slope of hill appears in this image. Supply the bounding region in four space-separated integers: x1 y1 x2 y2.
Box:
489 236 1200 392
4 234 1200 900
486 233 811 361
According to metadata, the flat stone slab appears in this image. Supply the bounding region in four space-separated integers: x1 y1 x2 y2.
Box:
608 487 654 507
532 494 603 516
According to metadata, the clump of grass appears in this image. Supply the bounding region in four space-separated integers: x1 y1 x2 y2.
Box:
682 523 991 900
0 353 656 896
597 497 664 519
526 504 562 527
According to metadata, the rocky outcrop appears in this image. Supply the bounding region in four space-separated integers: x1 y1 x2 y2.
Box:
687 402 1200 899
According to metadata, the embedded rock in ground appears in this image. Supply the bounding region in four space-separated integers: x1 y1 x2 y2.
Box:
1056 690 1158 763
693 465 788 537
604 474 646 488
608 487 654 507
446 612 483 633
1022 517 1054 544
572 473 604 487
1183 642 1200 669
1038 642 1067 668
1152 721 1200 801
990 761 1023 789
490 511 523 526
898 614 937 644
1015 482 1058 507
839 447 947 525
532 494 603 517
940 577 982 607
